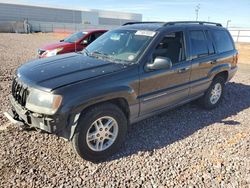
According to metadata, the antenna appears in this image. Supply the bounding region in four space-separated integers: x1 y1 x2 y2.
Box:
73 9 77 52
226 20 231 28
75 40 77 52
195 4 200 21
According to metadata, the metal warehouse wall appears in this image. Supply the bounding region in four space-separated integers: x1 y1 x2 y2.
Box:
0 2 142 33
99 17 137 25
29 21 117 33
0 3 82 23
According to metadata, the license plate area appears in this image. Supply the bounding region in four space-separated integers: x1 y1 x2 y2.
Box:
10 96 30 124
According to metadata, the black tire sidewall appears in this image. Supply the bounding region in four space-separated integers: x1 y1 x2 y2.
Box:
72 104 127 162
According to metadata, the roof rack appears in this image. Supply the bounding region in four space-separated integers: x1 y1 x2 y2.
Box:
164 21 222 27
122 21 164 26
122 21 222 27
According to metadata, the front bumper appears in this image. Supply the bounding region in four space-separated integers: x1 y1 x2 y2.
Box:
5 96 72 139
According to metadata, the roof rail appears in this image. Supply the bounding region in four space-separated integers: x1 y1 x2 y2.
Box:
164 21 222 27
122 21 164 26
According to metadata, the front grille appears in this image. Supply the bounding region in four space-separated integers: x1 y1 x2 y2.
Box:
11 78 29 107
38 49 46 55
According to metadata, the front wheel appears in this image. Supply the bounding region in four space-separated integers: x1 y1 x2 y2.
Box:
199 76 225 109
71 103 128 162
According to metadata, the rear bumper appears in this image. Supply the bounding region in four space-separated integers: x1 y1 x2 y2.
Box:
5 96 72 139
227 66 238 82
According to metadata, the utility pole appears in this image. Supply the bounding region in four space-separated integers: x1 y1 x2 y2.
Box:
195 4 200 21
226 20 231 28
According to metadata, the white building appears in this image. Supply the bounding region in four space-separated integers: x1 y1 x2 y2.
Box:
0 2 142 32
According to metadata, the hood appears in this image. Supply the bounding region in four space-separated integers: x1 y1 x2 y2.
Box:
17 53 125 91
40 41 72 50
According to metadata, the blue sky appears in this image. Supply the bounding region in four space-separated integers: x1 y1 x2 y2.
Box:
6 0 250 27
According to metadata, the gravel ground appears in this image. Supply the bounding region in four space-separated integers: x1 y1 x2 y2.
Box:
0 33 250 187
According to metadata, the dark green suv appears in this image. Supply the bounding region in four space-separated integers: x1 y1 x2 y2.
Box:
5 21 238 162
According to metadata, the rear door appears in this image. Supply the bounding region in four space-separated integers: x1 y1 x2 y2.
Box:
187 29 216 97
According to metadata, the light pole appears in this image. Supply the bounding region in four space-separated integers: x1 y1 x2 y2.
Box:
226 20 231 28
195 4 200 21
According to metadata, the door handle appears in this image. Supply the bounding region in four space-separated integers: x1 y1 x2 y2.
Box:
210 60 217 64
177 67 190 73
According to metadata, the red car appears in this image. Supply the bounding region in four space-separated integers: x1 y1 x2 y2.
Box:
37 29 107 58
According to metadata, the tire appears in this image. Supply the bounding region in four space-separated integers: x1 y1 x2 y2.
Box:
199 76 225 109
71 103 128 162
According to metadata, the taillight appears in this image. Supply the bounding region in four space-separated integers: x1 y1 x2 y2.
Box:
235 53 239 64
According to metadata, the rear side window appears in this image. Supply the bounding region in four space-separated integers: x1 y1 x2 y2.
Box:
95 32 104 38
205 30 215 55
189 31 208 58
211 30 234 53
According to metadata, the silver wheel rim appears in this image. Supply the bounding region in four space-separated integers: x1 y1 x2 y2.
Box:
210 83 222 104
86 116 119 152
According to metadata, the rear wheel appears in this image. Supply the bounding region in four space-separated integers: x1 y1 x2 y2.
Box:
199 76 225 109
71 103 127 162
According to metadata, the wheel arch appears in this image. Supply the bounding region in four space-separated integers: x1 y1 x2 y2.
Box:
80 97 130 120
213 70 228 82
208 63 230 82
68 96 133 140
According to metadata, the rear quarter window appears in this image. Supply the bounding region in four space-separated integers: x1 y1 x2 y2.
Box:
211 30 234 53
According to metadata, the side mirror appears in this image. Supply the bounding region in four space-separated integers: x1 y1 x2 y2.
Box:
81 39 88 45
146 57 172 71
60 39 64 42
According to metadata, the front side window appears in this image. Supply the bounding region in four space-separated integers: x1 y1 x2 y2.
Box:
88 33 97 44
151 31 186 65
189 30 208 58
211 30 234 53
64 31 88 43
85 29 156 64
87 32 104 44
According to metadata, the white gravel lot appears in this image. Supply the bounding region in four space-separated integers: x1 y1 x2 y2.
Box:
0 33 250 187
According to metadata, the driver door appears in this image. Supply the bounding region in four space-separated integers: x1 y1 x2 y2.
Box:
139 31 192 115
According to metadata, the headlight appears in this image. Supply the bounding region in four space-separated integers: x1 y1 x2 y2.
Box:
26 89 62 115
45 48 63 57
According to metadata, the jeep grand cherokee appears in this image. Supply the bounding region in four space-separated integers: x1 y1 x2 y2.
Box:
5 21 238 162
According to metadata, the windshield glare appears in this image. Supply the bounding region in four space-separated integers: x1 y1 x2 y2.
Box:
64 32 87 43
85 29 156 63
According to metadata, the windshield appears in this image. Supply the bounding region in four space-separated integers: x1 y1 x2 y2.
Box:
64 31 88 43
84 29 156 64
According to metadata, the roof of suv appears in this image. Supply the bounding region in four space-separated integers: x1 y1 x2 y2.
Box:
120 21 224 31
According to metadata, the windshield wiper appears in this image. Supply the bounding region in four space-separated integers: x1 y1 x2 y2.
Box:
88 51 130 64
78 49 90 56
91 51 109 57
90 51 111 59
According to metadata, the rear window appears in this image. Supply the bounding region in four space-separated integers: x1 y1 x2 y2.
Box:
211 30 234 53
189 30 208 58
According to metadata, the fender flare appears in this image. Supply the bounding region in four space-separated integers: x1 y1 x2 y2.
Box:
208 63 230 80
66 86 138 140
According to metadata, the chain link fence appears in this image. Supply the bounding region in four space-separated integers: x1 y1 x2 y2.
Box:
1 20 250 44
228 29 250 43
0 20 121 33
